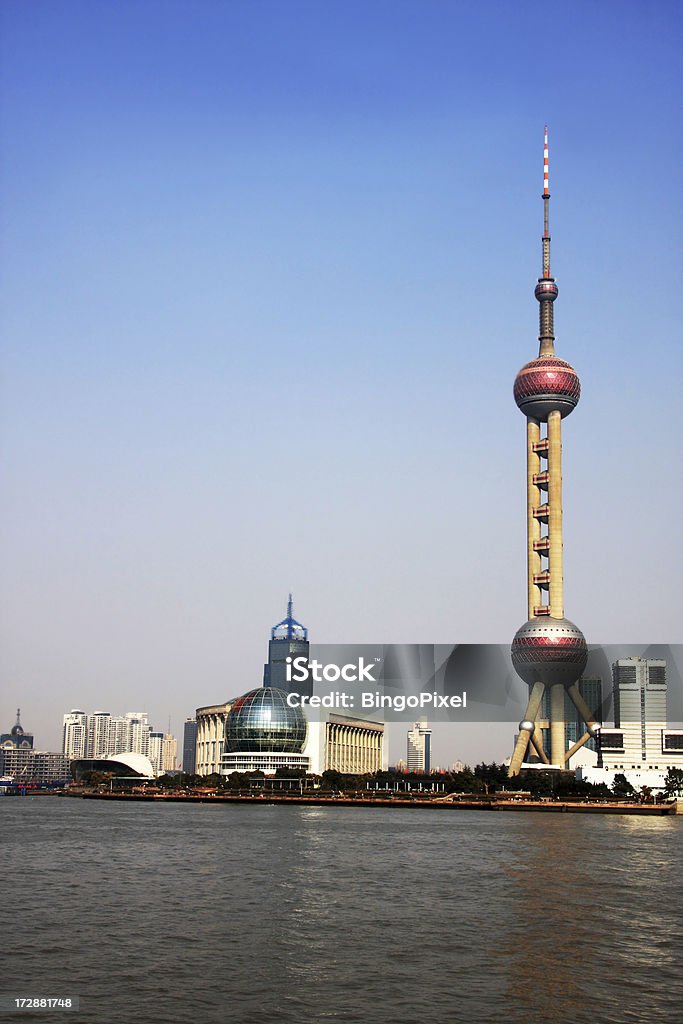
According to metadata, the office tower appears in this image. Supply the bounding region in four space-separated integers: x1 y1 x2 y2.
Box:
263 594 311 697
183 718 197 774
599 658 669 766
508 129 600 774
407 720 432 772
162 734 177 772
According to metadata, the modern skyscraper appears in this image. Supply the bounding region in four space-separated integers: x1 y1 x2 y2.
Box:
597 658 683 768
263 594 311 697
508 129 600 774
407 720 432 773
183 718 197 774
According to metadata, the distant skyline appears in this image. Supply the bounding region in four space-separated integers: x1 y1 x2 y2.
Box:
1 1 682 765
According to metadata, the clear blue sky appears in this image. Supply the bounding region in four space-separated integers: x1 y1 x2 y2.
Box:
1 1 681 764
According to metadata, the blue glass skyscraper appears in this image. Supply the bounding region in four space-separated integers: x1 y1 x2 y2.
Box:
263 595 311 697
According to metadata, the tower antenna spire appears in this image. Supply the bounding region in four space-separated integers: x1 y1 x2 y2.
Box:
287 593 293 638
542 125 551 279
534 125 557 356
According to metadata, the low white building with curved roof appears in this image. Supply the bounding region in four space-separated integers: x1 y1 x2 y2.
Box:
70 751 156 781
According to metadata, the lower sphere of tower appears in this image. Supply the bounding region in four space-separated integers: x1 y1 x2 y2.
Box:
513 355 580 420
511 617 587 688
519 720 535 733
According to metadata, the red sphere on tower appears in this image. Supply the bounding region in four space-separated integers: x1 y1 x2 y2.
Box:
513 355 580 420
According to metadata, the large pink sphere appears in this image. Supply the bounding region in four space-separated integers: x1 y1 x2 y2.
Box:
514 355 580 420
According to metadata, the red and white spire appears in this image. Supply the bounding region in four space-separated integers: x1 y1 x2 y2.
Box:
536 126 557 353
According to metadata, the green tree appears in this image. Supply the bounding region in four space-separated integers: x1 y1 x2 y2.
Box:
321 769 345 792
611 773 636 798
664 767 683 797
203 772 223 789
473 762 508 792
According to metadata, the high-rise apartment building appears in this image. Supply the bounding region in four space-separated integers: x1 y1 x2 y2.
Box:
87 712 112 759
407 720 432 773
62 709 175 764
124 712 150 756
148 732 164 774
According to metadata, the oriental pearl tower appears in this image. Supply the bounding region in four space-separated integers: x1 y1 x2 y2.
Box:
507 128 599 775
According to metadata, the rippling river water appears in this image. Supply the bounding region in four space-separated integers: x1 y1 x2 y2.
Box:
2 798 681 1024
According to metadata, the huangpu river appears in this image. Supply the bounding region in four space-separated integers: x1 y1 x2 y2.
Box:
2 798 682 1024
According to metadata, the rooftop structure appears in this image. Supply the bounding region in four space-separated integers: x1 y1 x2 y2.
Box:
1 708 34 750
263 594 311 696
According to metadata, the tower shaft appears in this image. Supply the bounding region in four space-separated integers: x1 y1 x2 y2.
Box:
547 409 564 618
526 418 542 617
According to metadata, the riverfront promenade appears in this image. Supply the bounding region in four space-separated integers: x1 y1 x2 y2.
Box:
64 790 681 815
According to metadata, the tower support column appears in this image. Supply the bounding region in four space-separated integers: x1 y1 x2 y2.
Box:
547 410 563 618
508 681 546 777
549 682 565 766
527 417 542 617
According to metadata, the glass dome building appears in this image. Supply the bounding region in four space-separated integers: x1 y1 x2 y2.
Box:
222 688 309 774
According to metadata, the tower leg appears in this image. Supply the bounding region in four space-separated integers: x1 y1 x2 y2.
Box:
508 681 545 777
563 731 591 765
530 729 550 764
566 683 601 734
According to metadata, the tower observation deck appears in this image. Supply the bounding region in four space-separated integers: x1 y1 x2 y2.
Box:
508 129 599 775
